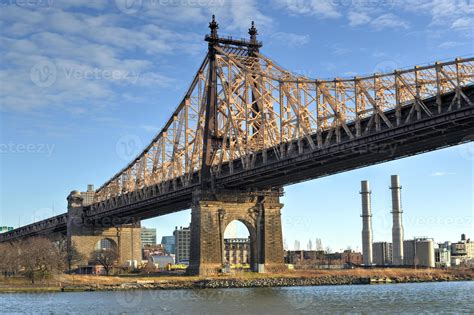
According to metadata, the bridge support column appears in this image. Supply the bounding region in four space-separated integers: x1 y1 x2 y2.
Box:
66 191 141 270
188 189 285 275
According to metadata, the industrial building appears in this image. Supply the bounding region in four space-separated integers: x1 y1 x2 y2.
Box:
360 175 404 267
140 227 157 247
435 242 451 268
403 238 435 267
174 226 191 264
373 242 393 266
450 234 474 266
224 238 250 265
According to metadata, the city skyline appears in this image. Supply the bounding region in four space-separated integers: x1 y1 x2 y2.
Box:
1 1 473 252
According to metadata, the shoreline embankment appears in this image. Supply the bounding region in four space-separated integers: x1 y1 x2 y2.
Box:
0 268 472 293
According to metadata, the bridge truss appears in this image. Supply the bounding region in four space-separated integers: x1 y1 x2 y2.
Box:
1 18 473 241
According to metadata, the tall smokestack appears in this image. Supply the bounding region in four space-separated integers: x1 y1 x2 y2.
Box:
390 175 404 265
360 180 373 266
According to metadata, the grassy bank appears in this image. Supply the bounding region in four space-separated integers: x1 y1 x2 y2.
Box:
0 268 472 293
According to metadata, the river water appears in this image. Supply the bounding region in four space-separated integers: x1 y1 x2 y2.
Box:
1 281 473 314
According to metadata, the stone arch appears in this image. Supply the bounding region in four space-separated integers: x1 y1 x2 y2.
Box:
189 190 285 275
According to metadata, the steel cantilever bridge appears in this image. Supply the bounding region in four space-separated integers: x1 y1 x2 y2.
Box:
1 17 473 273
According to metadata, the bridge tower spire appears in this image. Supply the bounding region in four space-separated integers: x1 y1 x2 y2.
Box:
248 21 259 55
201 15 220 188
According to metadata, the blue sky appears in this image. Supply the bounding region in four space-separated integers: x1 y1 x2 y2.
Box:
0 0 473 251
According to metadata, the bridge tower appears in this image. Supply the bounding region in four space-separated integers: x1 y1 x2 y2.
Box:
67 190 141 269
188 17 286 275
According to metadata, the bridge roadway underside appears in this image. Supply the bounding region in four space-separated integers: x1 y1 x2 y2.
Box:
90 86 474 223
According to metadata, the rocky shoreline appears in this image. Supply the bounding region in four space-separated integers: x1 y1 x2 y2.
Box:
54 274 472 292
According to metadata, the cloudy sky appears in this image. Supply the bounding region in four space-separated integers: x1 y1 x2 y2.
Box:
0 0 473 250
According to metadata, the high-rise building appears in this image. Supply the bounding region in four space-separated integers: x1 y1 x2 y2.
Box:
373 242 393 266
161 236 175 254
81 184 95 206
174 226 190 264
140 227 157 247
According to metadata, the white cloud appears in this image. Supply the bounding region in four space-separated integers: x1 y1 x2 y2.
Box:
431 171 456 176
371 13 409 30
270 32 310 47
438 41 465 49
348 11 371 27
273 0 341 18
451 17 474 31
0 4 203 112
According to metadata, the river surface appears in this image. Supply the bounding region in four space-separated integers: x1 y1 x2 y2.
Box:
1 281 473 314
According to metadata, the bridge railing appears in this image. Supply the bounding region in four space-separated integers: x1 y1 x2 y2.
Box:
0 213 67 242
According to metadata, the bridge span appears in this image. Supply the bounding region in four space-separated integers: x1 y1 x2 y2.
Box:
1 17 473 275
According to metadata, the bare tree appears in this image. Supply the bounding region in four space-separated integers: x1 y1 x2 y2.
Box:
50 236 83 273
0 243 19 277
18 237 56 284
90 249 119 275
307 239 313 250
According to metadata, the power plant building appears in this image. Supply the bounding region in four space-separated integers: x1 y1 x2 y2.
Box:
360 180 373 266
373 242 393 266
403 238 435 267
390 175 404 266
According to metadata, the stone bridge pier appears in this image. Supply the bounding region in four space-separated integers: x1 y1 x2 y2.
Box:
188 189 286 275
66 191 141 268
